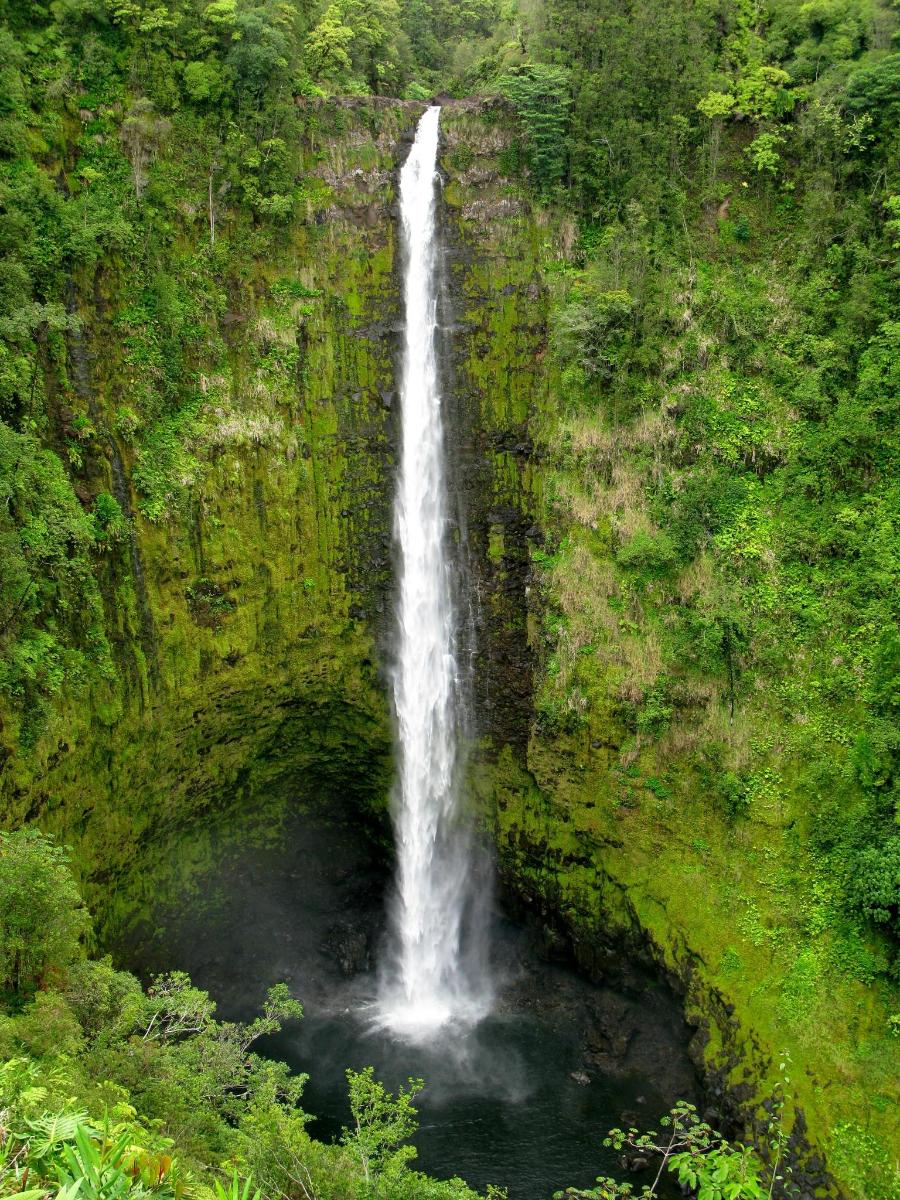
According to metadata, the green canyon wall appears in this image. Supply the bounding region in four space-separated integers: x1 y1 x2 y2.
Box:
0 97 552 938
0 99 897 1199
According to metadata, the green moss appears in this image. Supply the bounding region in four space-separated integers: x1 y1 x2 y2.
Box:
3 88 896 1200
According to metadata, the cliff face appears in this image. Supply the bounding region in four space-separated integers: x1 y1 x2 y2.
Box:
0 97 551 925
1 98 896 1200
3 100 402 875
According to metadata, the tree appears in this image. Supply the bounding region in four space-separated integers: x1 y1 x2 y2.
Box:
734 67 793 122
341 1067 423 1184
227 2 303 102
304 0 406 93
120 98 171 201
697 91 735 188
558 1102 770 1200
551 284 635 379
305 6 356 84
744 130 786 177
0 830 89 999
497 64 572 195
845 54 900 144
848 836 900 943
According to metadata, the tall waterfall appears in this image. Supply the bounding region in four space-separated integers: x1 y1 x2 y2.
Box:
376 106 491 1039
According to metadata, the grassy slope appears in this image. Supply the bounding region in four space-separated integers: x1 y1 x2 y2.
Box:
489 117 900 1198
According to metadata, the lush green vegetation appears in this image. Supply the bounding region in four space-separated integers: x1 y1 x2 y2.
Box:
505 0 900 984
0 830 492 1200
0 832 808 1200
0 0 502 733
481 0 899 1193
1 0 898 1197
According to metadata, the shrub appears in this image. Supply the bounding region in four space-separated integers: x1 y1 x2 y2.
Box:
0 830 89 1000
552 287 635 380
616 529 677 577
847 834 900 941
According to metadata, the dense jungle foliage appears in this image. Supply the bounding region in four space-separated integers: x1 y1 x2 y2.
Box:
510 0 900 992
490 3 899 1189
0 0 898 1196
527 0 900 949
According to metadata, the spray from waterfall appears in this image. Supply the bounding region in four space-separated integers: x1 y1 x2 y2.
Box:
375 106 492 1040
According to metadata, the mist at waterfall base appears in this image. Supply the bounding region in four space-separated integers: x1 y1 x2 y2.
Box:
116 804 697 1200
269 963 691 1200
377 105 491 1038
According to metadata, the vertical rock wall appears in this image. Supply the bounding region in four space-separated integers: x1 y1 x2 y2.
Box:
0 98 551 915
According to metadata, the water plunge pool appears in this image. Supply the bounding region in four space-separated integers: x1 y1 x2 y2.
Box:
113 802 700 1200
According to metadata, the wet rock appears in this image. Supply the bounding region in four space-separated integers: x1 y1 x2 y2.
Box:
537 922 568 962
584 993 634 1070
569 1070 590 1086
620 1154 649 1173
322 921 370 976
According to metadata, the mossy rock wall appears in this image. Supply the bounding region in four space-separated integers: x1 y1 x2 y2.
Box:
0 98 551 921
1 96 895 1200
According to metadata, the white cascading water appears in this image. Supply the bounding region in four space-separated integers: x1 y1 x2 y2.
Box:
376 106 491 1039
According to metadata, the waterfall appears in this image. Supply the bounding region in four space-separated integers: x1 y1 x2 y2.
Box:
376 106 491 1039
